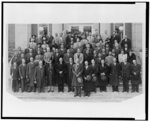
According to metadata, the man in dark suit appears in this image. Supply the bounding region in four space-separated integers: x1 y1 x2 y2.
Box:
131 59 141 92
109 58 120 92
55 57 67 92
26 57 36 92
10 62 20 92
121 35 131 49
121 59 131 92
83 61 92 96
127 50 136 64
110 31 121 49
66 32 72 49
34 60 45 92
19 59 27 92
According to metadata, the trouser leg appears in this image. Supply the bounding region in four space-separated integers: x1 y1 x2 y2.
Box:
61 83 64 92
123 81 127 92
34 83 37 92
16 80 19 92
136 84 139 92
68 81 72 92
100 86 102 92
79 87 82 97
74 87 78 96
77 87 79 96
131 84 135 92
116 86 119 92
58 84 60 92
12 79 15 92
126 83 129 92
112 86 115 92
21 79 24 92
104 86 106 91
29 86 34 92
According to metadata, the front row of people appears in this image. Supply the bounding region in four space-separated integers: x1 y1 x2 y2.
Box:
10 57 141 97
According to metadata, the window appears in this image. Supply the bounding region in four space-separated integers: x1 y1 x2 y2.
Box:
71 26 79 33
83 26 92 33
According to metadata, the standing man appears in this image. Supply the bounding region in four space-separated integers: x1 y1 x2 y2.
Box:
67 57 74 92
55 57 66 92
72 59 83 97
19 59 27 92
47 60 54 92
26 57 36 92
34 61 45 92
99 59 109 92
90 59 99 92
10 62 20 92
131 59 141 92
121 59 131 92
109 58 120 92
83 61 92 96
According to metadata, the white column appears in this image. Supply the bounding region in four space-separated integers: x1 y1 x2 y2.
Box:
15 24 31 50
100 23 111 37
52 24 63 36
132 23 142 52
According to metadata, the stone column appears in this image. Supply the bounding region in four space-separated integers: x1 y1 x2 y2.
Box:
31 24 38 36
15 24 31 50
8 24 15 60
100 23 111 37
52 24 63 36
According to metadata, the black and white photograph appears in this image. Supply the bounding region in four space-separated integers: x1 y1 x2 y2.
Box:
2 2 148 120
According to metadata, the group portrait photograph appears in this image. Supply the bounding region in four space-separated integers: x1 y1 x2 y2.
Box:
8 23 143 98
2 2 148 120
